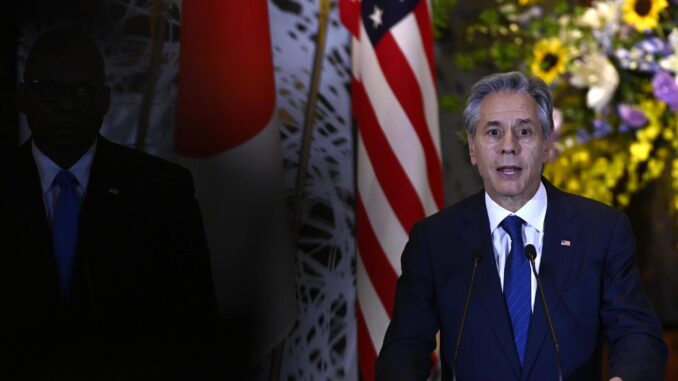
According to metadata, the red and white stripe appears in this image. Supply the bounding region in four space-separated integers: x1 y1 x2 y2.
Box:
341 1 444 379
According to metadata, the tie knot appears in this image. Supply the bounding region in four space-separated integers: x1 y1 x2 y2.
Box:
53 170 78 188
500 215 525 241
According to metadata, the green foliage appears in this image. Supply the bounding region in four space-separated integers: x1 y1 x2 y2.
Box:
552 0 569 15
478 9 499 26
432 0 458 38
490 41 524 71
440 94 464 112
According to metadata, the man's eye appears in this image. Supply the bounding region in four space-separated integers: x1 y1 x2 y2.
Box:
488 129 500 136
519 128 530 136
39 84 58 96
74 84 97 97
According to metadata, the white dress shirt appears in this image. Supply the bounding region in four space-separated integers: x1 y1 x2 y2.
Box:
31 141 97 227
485 182 547 311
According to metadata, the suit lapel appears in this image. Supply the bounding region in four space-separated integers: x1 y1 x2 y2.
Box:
15 143 50 236
521 180 580 379
81 138 124 224
79 138 126 269
460 193 522 379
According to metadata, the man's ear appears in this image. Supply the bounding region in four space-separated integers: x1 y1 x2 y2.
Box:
543 133 554 163
101 85 111 113
467 132 477 166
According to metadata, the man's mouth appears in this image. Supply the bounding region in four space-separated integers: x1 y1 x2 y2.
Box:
497 166 522 176
54 129 73 136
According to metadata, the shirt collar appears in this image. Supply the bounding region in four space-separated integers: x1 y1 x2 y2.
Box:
31 139 97 194
485 181 547 233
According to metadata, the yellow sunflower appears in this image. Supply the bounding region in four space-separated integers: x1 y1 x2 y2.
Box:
622 0 668 32
519 0 538 5
530 38 568 85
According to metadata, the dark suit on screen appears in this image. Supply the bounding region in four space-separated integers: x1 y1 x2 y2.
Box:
0 137 218 379
376 180 666 381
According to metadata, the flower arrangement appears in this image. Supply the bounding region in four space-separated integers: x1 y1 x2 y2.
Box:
455 0 678 212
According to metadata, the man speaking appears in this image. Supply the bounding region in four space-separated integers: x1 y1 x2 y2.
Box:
375 72 667 380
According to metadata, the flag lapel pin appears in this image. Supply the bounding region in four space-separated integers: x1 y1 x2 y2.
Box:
108 188 119 195
560 239 571 247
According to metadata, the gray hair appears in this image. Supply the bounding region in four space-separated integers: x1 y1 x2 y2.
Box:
463 71 553 139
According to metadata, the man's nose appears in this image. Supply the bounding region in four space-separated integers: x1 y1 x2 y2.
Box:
56 87 75 110
500 130 519 154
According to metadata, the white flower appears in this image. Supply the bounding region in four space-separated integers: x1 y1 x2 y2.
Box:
659 56 678 73
506 5 542 24
552 108 563 136
578 0 621 30
660 29 678 73
570 51 620 112
669 28 678 49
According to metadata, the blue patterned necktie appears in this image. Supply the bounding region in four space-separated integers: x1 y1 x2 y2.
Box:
52 170 81 300
501 215 531 366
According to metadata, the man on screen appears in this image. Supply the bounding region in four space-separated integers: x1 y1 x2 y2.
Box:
0 26 219 379
376 71 667 380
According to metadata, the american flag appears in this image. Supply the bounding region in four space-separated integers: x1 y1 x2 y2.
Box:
340 0 444 379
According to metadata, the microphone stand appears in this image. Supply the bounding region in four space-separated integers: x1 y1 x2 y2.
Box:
525 244 562 381
452 252 482 381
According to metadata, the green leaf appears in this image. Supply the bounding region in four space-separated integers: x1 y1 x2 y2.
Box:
432 0 458 38
552 0 569 15
454 53 476 71
478 9 499 26
440 95 464 112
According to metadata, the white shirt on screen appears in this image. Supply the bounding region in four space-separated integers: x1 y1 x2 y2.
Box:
31 140 96 227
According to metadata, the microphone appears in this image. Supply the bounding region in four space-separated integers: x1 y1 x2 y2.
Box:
452 251 482 381
525 244 562 381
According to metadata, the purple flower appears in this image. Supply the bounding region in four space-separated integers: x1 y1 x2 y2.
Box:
593 119 612 138
636 37 671 56
619 124 631 133
616 48 659 72
652 71 678 111
576 128 591 144
617 104 648 129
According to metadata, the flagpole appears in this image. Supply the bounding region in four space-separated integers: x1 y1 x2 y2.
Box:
291 0 332 242
135 0 168 150
269 0 332 380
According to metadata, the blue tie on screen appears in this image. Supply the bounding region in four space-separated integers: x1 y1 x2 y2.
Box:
52 170 81 300
501 215 531 366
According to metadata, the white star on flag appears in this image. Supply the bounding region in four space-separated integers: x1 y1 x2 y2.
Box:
369 5 383 29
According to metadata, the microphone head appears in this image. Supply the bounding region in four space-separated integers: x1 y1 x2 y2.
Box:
472 250 482 263
525 244 537 261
